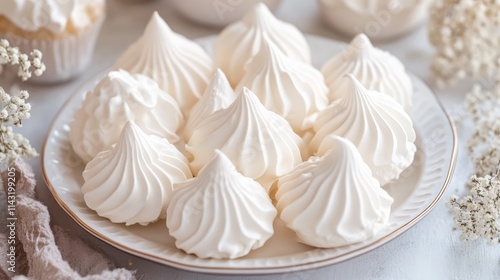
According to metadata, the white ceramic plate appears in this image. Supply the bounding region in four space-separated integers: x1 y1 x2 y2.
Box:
42 35 457 275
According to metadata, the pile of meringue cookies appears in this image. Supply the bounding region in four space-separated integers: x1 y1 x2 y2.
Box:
69 3 416 259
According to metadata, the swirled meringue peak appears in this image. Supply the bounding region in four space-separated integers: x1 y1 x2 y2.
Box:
0 0 105 33
0 0 74 33
183 69 236 142
236 40 328 134
310 74 416 186
70 70 161 163
135 83 184 145
186 88 306 192
276 135 393 248
113 11 215 115
167 150 276 259
82 122 193 226
214 3 311 86
321 33 413 111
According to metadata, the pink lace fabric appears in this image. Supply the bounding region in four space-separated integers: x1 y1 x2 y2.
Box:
0 158 136 280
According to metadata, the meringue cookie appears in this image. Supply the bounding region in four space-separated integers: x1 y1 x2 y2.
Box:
183 69 236 142
310 74 416 186
114 12 215 115
69 70 183 163
276 135 393 248
0 0 104 34
0 0 73 34
186 88 306 191
82 122 192 226
71 0 105 30
167 150 276 259
318 0 432 40
70 70 154 162
136 84 185 144
321 33 413 111
236 40 328 134
214 3 311 86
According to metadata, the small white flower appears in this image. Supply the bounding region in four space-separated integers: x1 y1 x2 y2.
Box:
18 53 28 62
7 140 18 149
16 112 26 120
0 39 9 48
19 90 29 100
0 39 39 166
6 103 17 112
34 68 43 77
10 53 18 65
10 96 21 105
448 168 500 244
31 49 42 59
0 87 38 166
1 94 10 104
429 0 500 86
21 60 31 70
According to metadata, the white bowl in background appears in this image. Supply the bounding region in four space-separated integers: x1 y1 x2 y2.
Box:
171 0 282 27
317 0 433 41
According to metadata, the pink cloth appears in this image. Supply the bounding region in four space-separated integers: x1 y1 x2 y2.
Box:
0 158 136 280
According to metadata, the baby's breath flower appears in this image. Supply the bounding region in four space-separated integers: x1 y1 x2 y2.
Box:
0 39 9 48
19 103 30 112
33 59 41 69
0 38 45 81
429 0 500 86
17 112 27 120
31 49 42 59
18 90 29 100
462 84 500 177
1 94 10 104
447 171 500 244
34 68 44 77
0 86 37 165
449 73 500 244
6 103 17 113
10 96 21 105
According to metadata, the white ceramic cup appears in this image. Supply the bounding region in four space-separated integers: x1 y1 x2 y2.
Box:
317 0 433 41
171 0 282 27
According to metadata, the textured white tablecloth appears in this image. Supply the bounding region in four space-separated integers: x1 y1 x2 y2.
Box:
16 0 500 279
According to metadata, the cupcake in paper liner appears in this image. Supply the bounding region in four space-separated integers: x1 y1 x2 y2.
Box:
0 0 106 83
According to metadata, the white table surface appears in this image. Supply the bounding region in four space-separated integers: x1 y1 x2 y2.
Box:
15 0 500 279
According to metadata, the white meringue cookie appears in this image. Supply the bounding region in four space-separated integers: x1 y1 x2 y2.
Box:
183 69 236 142
186 88 306 191
236 40 328 134
135 90 184 145
310 74 416 186
113 11 215 115
69 70 183 163
0 0 73 34
321 33 413 111
81 122 192 226
167 150 276 259
0 0 104 34
70 0 105 30
214 3 311 86
317 0 432 40
276 135 393 248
